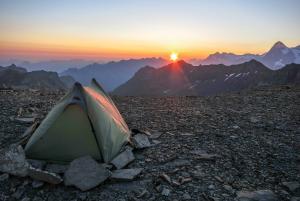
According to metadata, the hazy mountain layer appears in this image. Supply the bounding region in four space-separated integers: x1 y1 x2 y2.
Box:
0 64 67 90
61 58 168 91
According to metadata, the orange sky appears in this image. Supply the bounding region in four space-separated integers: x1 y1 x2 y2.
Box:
0 0 299 61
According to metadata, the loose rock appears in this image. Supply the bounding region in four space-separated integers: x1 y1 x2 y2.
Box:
282 181 300 194
64 155 111 191
236 190 278 201
45 163 68 174
0 173 9 181
0 145 29 177
110 168 143 181
28 166 62 184
27 159 46 169
110 148 135 169
132 134 151 149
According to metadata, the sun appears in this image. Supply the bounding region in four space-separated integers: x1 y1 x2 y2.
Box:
170 52 178 62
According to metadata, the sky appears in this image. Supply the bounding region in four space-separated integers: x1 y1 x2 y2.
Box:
0 0 300 61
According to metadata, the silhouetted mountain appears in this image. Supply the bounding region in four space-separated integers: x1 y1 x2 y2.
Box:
190 41 300 70
0 64 27 73
20 59 97 72
61 57 168 91
0 65 66 90
59 75 76 88
113 60 300 96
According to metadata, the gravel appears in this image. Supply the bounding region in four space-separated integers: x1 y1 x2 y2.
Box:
0 85 299 200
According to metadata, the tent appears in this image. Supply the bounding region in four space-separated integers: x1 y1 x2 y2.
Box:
25 79 130 163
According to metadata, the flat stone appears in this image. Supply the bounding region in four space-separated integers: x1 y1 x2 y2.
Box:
45 163 68 174
192 151 220 161
236 190 278 201
132 134 151 149
31 180 44 188
0 173 9 181
27 159 46 169
110 149 135 169
14 117 35 124
165 159 191 168
28 166 62 184
149 131 162 139
282 181 300 193
64 155 111 191
111 168 143 181
183 193 192 200
0 145 29 177
161 187 171 196
21 122 38 138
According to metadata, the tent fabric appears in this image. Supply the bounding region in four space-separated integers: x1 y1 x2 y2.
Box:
25 79 130 163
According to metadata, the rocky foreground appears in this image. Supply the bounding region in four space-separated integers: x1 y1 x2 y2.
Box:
0 85 299 201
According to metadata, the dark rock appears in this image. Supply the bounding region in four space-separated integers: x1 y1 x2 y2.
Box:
31 180 44 188
28 166 62 184
64 155 111 191
161 187 171 196
236 190 278 201
282 181 300 194
27 159 46 169
111 168 143 181
149 131 162 139
14 117 35 124
0 173 9 181
21 122 39 138
110 148 135 169
132 134 151 149
0 145 29 177
45 163 68 174
183 193 192 200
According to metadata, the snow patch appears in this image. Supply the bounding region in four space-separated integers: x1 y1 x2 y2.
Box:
235 73 241 77
224 73 235 81
281 48 290 55
274 59 284 67
163 89 170 94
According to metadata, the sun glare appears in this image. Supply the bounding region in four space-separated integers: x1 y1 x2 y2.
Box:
170 52 178 62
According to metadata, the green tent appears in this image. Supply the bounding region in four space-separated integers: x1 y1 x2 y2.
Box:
25 79 130 163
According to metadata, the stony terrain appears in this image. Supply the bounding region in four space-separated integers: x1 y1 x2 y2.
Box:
0 85 299 201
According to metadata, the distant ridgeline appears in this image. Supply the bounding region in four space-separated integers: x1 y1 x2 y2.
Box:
113 60 300 96
0 64 75 90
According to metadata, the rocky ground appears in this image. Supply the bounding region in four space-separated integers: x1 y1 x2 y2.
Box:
0 85 299 201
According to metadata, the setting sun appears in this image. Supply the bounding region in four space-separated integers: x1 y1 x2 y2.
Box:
170 52 178 62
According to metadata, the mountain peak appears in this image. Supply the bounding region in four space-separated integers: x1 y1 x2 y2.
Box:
176 60 189 65
272 41 287 49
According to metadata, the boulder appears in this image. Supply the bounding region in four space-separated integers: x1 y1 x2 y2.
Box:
64 156 111 191
132 134 151 149
0 145 29 177
110 148 135 169
236 190 278 201
111 168 143 181
28 166 62 184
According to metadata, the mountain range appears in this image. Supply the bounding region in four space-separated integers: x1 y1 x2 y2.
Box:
60 57 168 91
113 60 300 96
189 41 300 70
0 64 69 90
